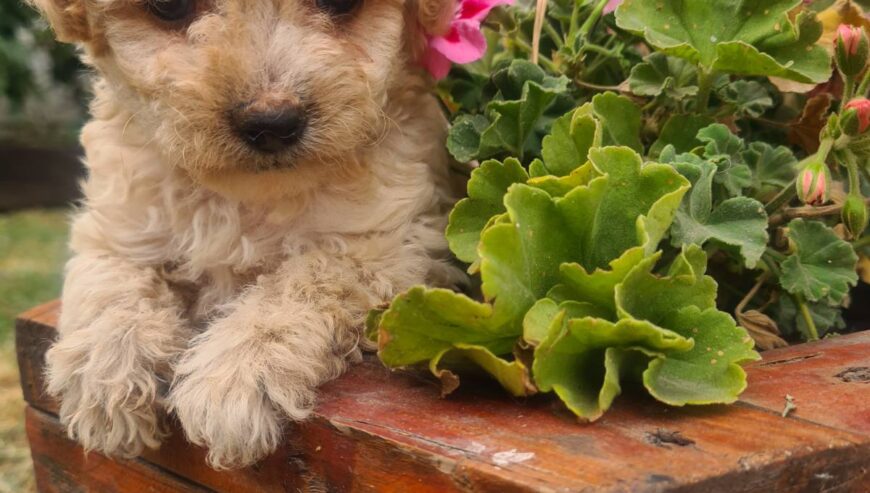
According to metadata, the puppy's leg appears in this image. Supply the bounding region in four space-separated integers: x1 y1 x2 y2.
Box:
169 245 392 469
47 254 190 458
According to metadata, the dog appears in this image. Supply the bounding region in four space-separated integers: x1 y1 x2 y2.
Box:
30 0 463 469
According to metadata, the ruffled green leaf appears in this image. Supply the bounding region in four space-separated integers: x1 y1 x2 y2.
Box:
533 308 691 420
565 147 690 270
643 306 760 405
590 93 643 153
446 158 528 264
430 345 535 397
540 108 600 177
616 0 832 83
616 245 718 325
780 219 859 305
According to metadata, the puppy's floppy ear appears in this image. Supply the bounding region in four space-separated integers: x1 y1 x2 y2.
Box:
28 0 91 43
415 0 456 36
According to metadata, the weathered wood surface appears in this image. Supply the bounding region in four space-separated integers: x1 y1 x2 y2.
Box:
16 301 870 492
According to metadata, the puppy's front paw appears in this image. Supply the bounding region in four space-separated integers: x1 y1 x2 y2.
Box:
47 340 165 458
170 354 314 469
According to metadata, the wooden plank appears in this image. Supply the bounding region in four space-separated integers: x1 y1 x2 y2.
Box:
742 331 870 434
25 406 207 493
15 301 59 414
15 302 870 492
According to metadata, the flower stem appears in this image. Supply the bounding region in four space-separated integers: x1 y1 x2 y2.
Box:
842 149 862 194
841 75 856 111
857 69 870 97
764 178 797 215
795 294 820 341
576 0 610 41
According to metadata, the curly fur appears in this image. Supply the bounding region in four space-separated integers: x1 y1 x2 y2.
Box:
31 0 461 469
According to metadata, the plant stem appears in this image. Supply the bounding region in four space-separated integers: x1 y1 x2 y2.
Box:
543 20 563 49
842 150 862 194
795 294 820 341
854 235 870 249
513 37 559 73
764 178 797 215
857 68 870 98
580 43 617 57
576 0 610 41
841 75 855 111
695 68 715 113
574 79 622 91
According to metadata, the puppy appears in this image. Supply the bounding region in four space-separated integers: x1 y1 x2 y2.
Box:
30 0 463 469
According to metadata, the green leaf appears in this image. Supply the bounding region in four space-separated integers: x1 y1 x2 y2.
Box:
616 0 832 83
718 80 774 118
446 158 528 264
742 142 798 198
446 60 571 163
670 160 769 268
696 124 753 197
628 53 699 99
616 245 718 326
376 287 516 367
650 114 715 157
540 107 601 176
482 61 571 160
643 306 760 406
780 219 859 305
554 248 656 316
564 147 690 270
533 307 691 420
447 114 491 163
523 298 608 346
430 345 536 397
590 93 643 153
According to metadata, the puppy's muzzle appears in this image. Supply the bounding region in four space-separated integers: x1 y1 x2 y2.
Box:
229 97 307 154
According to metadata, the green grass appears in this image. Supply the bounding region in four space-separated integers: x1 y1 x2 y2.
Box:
0 209 69 493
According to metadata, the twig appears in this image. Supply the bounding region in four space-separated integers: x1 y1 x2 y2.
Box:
769 197 870 226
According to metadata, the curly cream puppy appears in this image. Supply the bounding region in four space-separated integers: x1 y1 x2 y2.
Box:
30 0 462 469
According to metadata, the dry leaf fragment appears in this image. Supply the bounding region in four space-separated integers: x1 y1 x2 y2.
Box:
788 93 833 154
737 310 789 350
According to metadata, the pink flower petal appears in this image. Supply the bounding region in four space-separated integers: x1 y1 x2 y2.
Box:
460 0 513 22
603 0 622 15
422 46 453 79
430 20 488 64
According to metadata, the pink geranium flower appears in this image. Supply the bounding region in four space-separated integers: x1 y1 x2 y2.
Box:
603 0 622 14
422 0 513 80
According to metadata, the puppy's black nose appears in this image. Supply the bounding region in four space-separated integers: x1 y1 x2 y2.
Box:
229 102 306 154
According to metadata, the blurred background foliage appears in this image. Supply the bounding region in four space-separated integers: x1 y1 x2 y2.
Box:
1 0 82 490
0 0 88 145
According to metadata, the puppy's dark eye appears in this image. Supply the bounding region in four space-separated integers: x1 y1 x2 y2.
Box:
147 0 195 22
315 0 361 16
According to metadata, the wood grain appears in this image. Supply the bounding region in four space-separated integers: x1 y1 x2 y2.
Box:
15 301 870 492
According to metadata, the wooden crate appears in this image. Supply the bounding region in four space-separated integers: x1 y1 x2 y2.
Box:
15 301 870 492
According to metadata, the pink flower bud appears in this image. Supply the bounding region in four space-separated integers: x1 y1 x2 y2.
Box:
845 98 870 133
796 159 830 205
835 24 869 76
838 24 862 55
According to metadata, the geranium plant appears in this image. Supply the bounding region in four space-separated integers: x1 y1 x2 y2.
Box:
368 0 869 421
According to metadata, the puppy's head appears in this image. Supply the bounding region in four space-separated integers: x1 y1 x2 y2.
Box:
31 0 455 199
